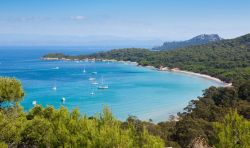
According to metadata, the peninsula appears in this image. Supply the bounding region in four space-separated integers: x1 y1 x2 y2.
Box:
43 33 250 86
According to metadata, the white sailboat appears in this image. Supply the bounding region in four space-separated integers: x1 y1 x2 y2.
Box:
32 101 37 106
90 91 95 95
52 86 57 90
98 77 109 89
83 66 86 73
61 97 66 102
89 77 96 81
52 81 57 91
91 81 99 85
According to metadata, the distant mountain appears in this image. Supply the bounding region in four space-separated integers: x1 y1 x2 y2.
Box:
152 34 223 50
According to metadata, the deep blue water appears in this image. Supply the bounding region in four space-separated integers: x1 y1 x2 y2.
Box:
0 46 223 122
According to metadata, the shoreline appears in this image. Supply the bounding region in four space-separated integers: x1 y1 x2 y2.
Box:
43 57 232 87
167 68 232 87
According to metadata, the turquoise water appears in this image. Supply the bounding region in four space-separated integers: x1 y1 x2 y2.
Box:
0 47 223 122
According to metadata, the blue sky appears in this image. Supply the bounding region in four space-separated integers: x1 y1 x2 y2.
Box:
0 0 250 45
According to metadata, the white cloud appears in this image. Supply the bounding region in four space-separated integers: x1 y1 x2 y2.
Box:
70 16 86 21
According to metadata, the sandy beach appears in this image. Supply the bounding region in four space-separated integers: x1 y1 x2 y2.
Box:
43 57 232 87
119 61 232 87
169 68 232 87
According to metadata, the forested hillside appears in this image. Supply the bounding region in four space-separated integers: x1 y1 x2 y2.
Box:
44 34 250 85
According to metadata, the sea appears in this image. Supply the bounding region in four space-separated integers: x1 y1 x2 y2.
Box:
0 46 223 122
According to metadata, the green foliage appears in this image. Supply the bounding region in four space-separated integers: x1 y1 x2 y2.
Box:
122 116 180 148
0 105 26 147
173 85 250 146
0 105 164 147
152 85 250 147
0 141 8 148
0 77 24 105
213 110 250 148
21 116 53 147
173 117 211 147
43 53 70 59
238 81 250 101
45 34 250 85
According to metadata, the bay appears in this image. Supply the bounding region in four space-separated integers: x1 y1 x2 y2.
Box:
0 46 223 122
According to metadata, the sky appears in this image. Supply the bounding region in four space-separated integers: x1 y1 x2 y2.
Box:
0 0 250 46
